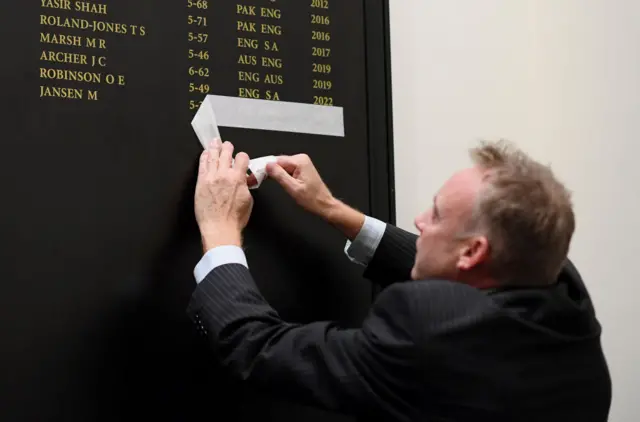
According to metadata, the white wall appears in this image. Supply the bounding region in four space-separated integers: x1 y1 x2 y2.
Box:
388 1 639 420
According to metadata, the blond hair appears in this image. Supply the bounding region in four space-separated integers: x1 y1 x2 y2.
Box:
467 140 574 286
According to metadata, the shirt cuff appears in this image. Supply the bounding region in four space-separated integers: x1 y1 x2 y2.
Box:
344 216 386 267
194 245 248 284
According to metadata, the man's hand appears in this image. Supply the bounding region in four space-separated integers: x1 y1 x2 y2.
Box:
195 139 253 252
266 154 365 240
266 154 337 218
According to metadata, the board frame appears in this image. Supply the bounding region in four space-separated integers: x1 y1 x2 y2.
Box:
364 0 396 227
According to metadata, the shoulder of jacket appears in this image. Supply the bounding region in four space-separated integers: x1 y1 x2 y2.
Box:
396 279 488 295
385 280 496 317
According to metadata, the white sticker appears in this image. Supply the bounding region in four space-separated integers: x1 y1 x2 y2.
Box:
191 100 278 189
193 95 345 138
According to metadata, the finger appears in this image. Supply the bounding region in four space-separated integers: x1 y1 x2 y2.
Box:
207 139 222 171
234 152 250 176
275 156 300 175
219 141 234 170
198 150 209 176
267 163 300 193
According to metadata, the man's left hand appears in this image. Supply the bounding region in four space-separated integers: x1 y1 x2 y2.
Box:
194 139 254 252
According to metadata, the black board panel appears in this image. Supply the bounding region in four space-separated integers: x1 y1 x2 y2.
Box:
0 0 394 421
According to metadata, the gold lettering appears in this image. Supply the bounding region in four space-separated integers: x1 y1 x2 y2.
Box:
265 90 280 101
40 50 88 65
311 0 329 8
237 21 256 32
261 24 281 36
91 21 128 35
239 88 260 98
130 25 145 36
260 7 281 19
40 32 82 47
88 90 99 100
90 55 107 67
263 74 283 85
39 67 102 83
85 37 107 49
40 15 91 30
40 85 84 100
312 47 331 57
236 5 256 15
313 96 333 106
74 1 107 14
39 19 144 36
238 38 259 49
313 79 332 90
264 41 279 52
41 0 72 10
238 71 260 83
261 57 282 69
238 54 257 65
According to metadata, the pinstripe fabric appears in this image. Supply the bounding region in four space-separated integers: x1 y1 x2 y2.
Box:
362 224 418 287
186 224 611 421
187 263 422 421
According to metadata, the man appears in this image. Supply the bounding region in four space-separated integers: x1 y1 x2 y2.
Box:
187 139 611 421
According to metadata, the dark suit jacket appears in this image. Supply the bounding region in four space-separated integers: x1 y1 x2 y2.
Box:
186 224 612 421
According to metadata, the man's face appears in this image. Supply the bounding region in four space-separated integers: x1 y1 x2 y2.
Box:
411 167 488 281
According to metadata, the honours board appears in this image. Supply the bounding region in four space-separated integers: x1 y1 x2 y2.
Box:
0 1 394 421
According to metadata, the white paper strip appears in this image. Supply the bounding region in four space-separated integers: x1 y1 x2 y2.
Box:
191 95 220 147
190 100 278 189
199 95 345 137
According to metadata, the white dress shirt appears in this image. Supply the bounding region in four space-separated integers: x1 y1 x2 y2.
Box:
193 216 387 283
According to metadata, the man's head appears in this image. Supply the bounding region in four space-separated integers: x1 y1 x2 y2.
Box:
411 140 575 287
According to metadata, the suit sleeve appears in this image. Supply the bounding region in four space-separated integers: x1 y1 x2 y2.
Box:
186 264 420 420
362 224 419 287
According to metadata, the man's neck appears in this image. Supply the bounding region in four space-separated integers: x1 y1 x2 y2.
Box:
460 274 500 290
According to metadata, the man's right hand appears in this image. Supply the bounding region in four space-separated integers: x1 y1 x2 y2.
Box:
266 154 365 240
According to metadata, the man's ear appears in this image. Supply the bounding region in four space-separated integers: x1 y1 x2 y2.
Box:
457 236 490 271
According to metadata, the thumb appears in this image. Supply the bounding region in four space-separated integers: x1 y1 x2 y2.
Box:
267 163 300 193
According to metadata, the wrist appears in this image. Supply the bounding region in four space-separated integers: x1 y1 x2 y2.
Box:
200 226 242 252
318 195 342 222
323 199 365 240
